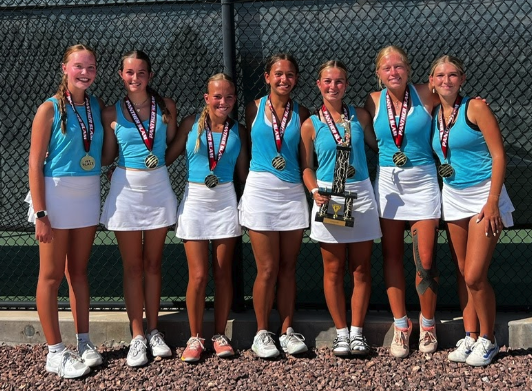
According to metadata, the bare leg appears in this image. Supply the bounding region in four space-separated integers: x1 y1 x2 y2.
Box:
65 225 97 334
36 229 69 345
212 238 237 335
115 231 145 338
348 241 373 328
321 242 347 329
249 230 280 332
381 218 407 318
183 240 210 337
142 228 167 332
277 229 304 333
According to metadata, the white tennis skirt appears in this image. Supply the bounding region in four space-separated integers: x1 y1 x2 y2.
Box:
310 178 382 243
25 176 100 229
374 164 441 220
442 179 514 227
175 181 241 240
239 171 309 231
100 166 177 231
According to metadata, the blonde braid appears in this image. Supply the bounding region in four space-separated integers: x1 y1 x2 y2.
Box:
194 105 209 154
55 74 69 134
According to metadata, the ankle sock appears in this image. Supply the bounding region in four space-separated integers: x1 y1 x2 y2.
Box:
76 333 90 345
421 315 435 329
393 316 409 329
48 342 66 356
336 327 349 338
350 326 363 338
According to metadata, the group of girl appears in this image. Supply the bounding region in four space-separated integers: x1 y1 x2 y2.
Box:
27 43 513 379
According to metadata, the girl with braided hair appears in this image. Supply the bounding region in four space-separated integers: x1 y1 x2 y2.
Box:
27 44 104 378
100 50 178 367
165 73 248 362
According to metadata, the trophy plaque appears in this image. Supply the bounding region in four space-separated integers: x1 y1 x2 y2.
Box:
315 114 357 227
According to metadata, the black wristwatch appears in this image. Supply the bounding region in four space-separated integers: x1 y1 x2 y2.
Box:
35 210 48 219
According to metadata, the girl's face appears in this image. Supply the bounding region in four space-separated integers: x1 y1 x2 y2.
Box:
317 67 347 103
62 50 97 91
376 52 409 90
119 58 153 94
429 62 465 99
265 60 298 97
204 79 236 119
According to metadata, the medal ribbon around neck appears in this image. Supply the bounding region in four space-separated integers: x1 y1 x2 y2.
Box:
124 95 156 153
65 90 94 153
321 103 350 145
438 96 462 160
385 88 409 149
205 118 230 172
267 95 291 154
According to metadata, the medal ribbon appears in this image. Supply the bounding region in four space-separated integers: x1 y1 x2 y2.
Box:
385 88 409 149
65 90 94 153
267 96 291 154
321 103 350 145
205 119 230 172
439 96 462 159
124 96 156 152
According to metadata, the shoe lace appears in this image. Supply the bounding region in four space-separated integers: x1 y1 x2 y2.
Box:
149 332 166 347
334 335 349 347
258 331 276 346
286 332 305 345
394 328 408 348
351 335 369 348
58 350 82 377
212 334 230 347
79 341 96 354
420 328 437 346
187 335 205 350
130 338 147 356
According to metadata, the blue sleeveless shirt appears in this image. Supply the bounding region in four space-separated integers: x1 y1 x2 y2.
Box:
373 84 434 167
114 101 167 169
311 105 369 183
186 116 241 183
431 97 492 189
44 96 103 177
249 96 302 183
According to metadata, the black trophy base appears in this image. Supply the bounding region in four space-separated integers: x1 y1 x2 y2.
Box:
315 213 355 227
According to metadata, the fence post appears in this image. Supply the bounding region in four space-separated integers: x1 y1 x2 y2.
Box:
222 0 246 313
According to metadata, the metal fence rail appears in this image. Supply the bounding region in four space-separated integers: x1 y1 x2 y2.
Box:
1 0 531 311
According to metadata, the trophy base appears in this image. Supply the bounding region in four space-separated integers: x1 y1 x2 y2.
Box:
315 213 354 227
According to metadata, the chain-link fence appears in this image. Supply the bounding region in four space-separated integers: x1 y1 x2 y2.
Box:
1 0 531 311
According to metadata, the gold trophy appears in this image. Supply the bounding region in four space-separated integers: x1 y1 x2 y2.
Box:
315 114 357 227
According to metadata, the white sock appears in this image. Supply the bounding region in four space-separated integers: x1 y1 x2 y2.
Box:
76 333 90 345
48 342 66 356
421 315 435 329
336 327 349 338
350 326 363 338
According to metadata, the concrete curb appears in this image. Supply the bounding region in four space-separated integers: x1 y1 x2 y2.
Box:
1 310 531 350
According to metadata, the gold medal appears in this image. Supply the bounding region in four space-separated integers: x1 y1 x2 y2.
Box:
144 154 159 169
392 151 408 167
80 154 96 171
204 174 219 188
272 155 286 171
438 163 454 178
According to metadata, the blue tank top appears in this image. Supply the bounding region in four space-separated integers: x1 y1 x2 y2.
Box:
431 97 492 189
373 84 434 167
44 96 103 177
186 116 241 183
249 96 302 183
115 101 167 169
311 106 369 183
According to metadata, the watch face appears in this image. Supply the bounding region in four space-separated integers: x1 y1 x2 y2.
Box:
36 211 46 218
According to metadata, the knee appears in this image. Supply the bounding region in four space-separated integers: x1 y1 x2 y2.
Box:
143 257 161 275
463 272 486 292
123 261 144 280
65 269 88 285
256 262 279 284
189 270 209 290
324 264 344 285
278 261 296 280
352 262 372 283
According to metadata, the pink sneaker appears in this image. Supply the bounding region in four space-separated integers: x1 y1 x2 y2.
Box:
212 334 235 358
181 335 205 363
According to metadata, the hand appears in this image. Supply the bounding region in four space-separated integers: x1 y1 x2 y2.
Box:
476 199 502 236
313 191 330 207
35 216 53 243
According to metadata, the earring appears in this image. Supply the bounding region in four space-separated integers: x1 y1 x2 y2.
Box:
460 85 463 92
432 88 435 94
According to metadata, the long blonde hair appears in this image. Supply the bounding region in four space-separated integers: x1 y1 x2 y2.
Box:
429 55 465 76
193 73 235 153
56 44 97 134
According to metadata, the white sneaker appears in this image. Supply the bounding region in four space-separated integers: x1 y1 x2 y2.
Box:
127 336 148 367
332 335 350 356
252 330 280 358
146 329 172 358
45 349 90 379
350 335 370 356
279 327 308 355
390 319 412 358
78 341 103 367
465 336 499 366
448 335 475 363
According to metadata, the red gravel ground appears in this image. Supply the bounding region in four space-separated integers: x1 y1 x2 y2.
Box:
1 344 531 390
